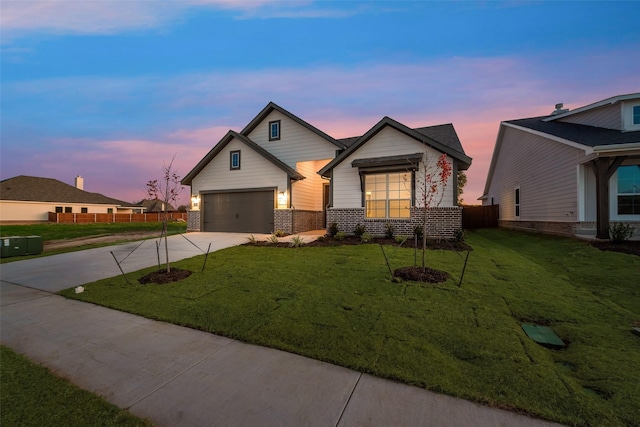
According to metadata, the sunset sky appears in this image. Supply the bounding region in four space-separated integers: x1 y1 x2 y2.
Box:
2 1 639 207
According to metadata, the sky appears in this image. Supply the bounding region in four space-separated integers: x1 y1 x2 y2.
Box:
2 0 639 207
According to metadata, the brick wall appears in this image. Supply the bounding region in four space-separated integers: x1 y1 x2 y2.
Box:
499 220 576 237
327 207 462 239
274 209 293 234
187 210 200 231
274 209 324 234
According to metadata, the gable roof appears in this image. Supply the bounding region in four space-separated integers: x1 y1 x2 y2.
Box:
137 199 176 212
0 175 139 207
542 93 640 122
319 117 472 177
505 117 640 147
181 130 305 185
241 102 347 149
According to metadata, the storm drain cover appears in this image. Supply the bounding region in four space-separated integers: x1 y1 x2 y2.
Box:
521 323 565 348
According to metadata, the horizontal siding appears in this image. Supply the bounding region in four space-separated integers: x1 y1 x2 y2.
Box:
558 104 621 130
191 138 288 195
486 126 582 221
247 111 338 167
292 159 331 210
333 127 455 209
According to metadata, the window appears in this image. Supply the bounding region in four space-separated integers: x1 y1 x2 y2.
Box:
617 165 640 215
64 206 72 213
269 120 281 141
365 173 411 219
634 106 640 125
81 207 88 213
55 206 63 213
107 208 113 214
230 150 241 170
515 187 520 217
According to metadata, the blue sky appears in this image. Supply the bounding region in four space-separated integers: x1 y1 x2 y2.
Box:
2 1 639 206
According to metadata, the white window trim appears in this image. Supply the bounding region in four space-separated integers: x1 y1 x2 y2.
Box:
622 101 640 131
610 164 640 220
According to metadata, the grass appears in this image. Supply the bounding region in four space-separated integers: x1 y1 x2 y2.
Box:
59 229 640 426
0 346 150 427
0 222 187 242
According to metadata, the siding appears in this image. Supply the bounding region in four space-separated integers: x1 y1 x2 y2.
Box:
558 104 622 130
332 127 455 209
191 138 288 196
247 111 338 167
0 200 124 222
486 126 583 222
292 159 331 210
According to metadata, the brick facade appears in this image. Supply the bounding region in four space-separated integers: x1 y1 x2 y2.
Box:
501 220 640 240
187 210 200 231
275 209 324 234
326 207 462 239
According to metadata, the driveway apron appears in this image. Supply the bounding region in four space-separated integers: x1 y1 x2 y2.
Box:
1 233 562 427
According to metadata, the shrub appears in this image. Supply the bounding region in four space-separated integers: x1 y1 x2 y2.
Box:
274 229 287 237
246 235 257 244
395 235 408 244
384 223 394 239
413 225 424 239
267 234 280 244
335 231 346 241
316 236 325 242
289 235 304 247
455 229 467 242
353 223 366 237
327 222 339 237
609 223 635 242
361 232 373 243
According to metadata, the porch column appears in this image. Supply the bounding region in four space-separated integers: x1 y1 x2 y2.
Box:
593 156 625 239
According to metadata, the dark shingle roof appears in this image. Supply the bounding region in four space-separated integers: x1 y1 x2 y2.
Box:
505 117 640 147
413 123 467 155
0 176 138 207
136 199 176 212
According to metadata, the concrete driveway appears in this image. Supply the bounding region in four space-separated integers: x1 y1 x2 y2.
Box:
0 232 563 427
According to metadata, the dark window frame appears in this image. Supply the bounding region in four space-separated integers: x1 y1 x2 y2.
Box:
230 150 241 170
55 206 63 213
81 207 88 213
515 187 520 218
269 120 281 141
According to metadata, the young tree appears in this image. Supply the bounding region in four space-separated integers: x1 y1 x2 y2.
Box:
457 170 467 205
414 152 452 269
146 156 183 273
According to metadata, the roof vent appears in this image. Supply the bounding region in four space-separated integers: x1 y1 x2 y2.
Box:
551 103 569 116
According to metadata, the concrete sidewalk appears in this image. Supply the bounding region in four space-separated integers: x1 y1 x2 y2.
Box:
1 233 562 426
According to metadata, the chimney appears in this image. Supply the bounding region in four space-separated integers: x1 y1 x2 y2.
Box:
75 175 84 190
551 103 569 115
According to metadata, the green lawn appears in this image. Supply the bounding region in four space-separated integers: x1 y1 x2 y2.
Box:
0 222 187 242
60 229 640 426
0 346 150 427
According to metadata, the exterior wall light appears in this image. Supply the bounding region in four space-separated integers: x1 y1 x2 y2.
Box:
191 195 200 210
277 191 287 208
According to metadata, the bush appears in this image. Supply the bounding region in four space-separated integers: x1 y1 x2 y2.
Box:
246 235 257 244
414 225 424 239
335 231 346 241
609 223 635 242
289 235 304 247
395 235 408 244
274 229 287 237
361 232 373 243
327 222 339 237
267 234 280 244
384 223 394 239
455 229 467 242
353 223 366 237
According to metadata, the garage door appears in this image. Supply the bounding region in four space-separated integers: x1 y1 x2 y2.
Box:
202 190 274 233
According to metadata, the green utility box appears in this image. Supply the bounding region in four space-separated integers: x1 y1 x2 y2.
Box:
1 236 28 258
26 235 43 255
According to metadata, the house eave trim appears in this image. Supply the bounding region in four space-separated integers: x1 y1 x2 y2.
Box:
502 122 593 153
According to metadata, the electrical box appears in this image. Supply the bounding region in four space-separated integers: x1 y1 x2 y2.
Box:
1 236 28 258
26 235 43 255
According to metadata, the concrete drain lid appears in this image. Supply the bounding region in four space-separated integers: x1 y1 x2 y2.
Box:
521 323 565 349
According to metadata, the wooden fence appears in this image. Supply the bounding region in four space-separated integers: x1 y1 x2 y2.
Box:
462 205 499 229
48 212 187 224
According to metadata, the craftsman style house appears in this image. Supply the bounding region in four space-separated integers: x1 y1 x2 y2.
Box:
481 93 640 239
182 102 472 238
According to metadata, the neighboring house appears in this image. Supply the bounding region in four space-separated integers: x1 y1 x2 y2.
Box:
137 199 177 213
0 175 143 223
182 102 472 237
480 93 640 239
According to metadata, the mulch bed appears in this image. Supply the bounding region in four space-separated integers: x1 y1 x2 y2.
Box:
590 240 640 257
245 236 472 251
139 268 193 284
393 266 449 283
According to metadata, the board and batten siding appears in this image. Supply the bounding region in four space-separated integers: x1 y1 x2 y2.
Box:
190 138 288 197
487 126 583 222
247 111 338 168
292 159 331 211
332 126 455 209
557 103 622 130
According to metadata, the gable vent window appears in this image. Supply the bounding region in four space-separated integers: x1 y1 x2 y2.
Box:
230 150 241 170
269 120 281 141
